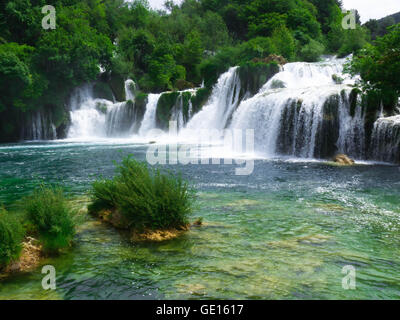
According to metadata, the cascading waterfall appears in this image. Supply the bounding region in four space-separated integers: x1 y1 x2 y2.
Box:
125 79 136 101
229 58 366 159
21 109 57 140
67 80 139 138
63 57 398 163
67 85 110 138
171 94 185 130
183 67 241 135
138 93 161 136
370 115 400 163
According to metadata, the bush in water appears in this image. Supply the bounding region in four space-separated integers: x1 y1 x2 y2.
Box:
25 186 76 254
0 208 24 269
89 157 195 231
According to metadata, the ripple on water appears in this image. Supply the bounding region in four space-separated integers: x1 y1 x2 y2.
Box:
0 143 400 299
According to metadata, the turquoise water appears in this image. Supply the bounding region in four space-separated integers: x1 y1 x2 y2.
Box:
0 141 400 299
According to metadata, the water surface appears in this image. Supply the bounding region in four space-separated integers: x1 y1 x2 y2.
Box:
0 141 399 299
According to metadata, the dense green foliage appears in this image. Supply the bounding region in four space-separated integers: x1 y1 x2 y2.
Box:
0 208 24 269
0 0 373 141
24 186 76 253
346 25 400 112
364 12 400 40
89 157 194 231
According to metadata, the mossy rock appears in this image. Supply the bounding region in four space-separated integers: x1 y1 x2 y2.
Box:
316 94 341 158
156 91 180 129
181 91 192 120
175 79 195 91
190 87 211 115
270 79 286 89
95 101 109 114
238 61 280 98
349 88 362 117
134 92 148 124
93 81 115 101
332 74 344 84
108 72 125 102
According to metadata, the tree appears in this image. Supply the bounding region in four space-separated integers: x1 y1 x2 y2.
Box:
346 25 400 110
271 26 296 61
0 48 32 111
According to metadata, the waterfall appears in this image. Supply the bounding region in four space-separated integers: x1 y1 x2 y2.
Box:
183 67 241 134
370 115 400 163
22 109 57 140
67 80 140 138
125 79 136 101
138 93 161 136
62 57 398 163
229 58 365 159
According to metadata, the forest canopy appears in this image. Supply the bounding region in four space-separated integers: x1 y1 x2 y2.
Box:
0 0 396 141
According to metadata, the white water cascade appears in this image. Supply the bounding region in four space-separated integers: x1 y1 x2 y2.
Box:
370 115 400 162
182 67 241 136
229 57 365 159
22 109 57 140
67 80 139 139
138 93 161 137
63 57 399 163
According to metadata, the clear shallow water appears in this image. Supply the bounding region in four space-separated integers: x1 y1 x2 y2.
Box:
0 141 400 299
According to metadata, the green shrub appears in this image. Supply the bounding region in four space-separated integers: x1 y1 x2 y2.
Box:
0 208 24 269
24 186 75 253
299 39 325 62
89 157 194 231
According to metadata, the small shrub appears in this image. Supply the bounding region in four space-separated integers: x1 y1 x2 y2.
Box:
89 157 194 231
0 208 24 269
25 186 75 253
299 39 325 62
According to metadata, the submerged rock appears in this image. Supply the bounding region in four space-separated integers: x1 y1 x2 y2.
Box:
131 226 189 242
333 154 355 165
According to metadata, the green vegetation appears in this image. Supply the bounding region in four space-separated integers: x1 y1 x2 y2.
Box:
156 91 181 129
0 208 24 269
0 0 381 142
24 186 76 253
238 61 280 97
364 12 400 40
89 157 194 231
346 25 400 113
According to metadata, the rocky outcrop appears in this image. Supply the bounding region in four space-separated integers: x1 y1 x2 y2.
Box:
333 154 355 165
252 54 287 65
238 61 280 98
156 91 194 130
